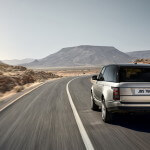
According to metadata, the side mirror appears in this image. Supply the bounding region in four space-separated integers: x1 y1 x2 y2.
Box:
92 75 97 80
98 76 104 81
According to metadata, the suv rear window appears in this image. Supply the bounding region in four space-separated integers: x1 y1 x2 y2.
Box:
119 67 150 82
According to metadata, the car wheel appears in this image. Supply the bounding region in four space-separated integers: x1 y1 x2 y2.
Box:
91 94 99 111
101 101 112 123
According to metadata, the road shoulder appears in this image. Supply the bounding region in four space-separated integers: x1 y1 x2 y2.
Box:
0 78 61 112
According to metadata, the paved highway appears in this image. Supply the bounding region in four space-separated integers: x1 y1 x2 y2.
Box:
0 76 150 150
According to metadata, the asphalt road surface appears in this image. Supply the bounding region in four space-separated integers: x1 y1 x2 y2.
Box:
0 76 150 150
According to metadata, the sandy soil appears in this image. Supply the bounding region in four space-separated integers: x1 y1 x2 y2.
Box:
49 67 100 77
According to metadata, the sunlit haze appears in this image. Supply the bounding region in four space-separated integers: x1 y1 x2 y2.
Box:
0 0 150 59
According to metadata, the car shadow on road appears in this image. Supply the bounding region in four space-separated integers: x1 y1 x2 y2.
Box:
112 113 150 133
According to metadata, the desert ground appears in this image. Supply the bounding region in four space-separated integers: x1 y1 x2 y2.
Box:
35 66 101 77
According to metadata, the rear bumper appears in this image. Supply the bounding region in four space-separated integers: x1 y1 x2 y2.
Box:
106 101 150 113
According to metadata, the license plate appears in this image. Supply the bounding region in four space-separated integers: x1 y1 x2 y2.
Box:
135 89 150 95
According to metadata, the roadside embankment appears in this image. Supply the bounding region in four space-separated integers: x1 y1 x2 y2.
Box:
0 63 60 99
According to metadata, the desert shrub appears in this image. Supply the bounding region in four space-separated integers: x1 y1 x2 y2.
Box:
20 75 35 85
13 66 27 71
14 86 24 92
0 76 17 93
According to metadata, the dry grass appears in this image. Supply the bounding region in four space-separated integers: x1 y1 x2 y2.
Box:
14 86 24 93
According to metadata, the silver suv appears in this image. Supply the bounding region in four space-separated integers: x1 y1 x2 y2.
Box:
91 64 150 123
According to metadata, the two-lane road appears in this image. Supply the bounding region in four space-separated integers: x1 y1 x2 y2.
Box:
0 76 150 150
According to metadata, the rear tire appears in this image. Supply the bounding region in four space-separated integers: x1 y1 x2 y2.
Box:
101 101 113 123
91 94 99 111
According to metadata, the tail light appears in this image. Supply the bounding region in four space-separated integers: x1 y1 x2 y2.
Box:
112 87 120 100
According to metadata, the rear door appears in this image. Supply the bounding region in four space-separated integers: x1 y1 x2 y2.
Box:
96 65 118 100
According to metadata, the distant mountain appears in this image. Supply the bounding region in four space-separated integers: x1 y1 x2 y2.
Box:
127 50 150 59
23 45 132 68
2 58 35 65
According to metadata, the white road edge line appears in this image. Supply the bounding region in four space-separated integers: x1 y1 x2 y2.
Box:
66 77 94 150
0 81 50 112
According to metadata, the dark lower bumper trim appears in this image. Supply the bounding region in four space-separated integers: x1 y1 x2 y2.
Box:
121 102 150 104
108 106 150 112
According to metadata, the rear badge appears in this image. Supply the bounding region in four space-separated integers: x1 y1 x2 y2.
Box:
135 89 150 95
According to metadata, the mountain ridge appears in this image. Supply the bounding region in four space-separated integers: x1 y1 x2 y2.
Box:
22 45 132 68
127 50 150 59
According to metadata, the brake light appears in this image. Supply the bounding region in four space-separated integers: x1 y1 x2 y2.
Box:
113 87 120 100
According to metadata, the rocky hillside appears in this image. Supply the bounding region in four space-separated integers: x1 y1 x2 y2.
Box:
0 63 59 94
23 45 132 68
127 50 150 59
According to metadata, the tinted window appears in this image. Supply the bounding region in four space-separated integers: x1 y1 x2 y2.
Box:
119 67 150 82
103 66 117 82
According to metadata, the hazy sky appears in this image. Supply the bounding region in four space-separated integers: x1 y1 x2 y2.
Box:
0 0 150 59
